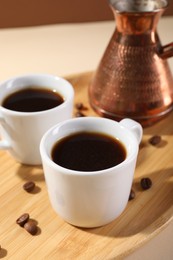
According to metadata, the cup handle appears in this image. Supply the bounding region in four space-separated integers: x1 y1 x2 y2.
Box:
119 118 143 144
0 112 11 149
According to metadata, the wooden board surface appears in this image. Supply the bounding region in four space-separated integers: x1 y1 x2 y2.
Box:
0 71 173 259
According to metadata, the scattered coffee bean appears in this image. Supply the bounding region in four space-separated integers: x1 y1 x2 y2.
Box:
16 213 39 236
140 177 152 190
129 189 135 200
149 135 161 146
75 102 84 110
23 181 35 192
75 111 86 117
16 213 30 227
75 102 88 111
24 220 38 235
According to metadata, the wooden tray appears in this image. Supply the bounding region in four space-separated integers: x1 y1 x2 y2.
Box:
1 71 173 259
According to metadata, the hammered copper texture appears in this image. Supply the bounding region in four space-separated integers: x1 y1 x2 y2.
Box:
89 0 173 127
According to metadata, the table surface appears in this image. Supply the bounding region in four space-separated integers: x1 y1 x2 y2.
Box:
0 17 173 259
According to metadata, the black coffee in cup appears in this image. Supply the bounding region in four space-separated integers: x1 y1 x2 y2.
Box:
2 87 64 112
51 132 126 171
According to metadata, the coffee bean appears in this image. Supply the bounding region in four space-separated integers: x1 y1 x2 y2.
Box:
24 220 38 235
75 102 84 110
140 178 152 190
23 181 35 192
149 135 161 146
16 213 30 227
75 111 86 117
129 189 135 200
75 102 88 111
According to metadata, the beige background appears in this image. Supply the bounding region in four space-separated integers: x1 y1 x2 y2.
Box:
0 0 173 28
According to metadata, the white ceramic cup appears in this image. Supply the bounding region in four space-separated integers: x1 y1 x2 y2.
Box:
40 117 143 228
0 74 74 165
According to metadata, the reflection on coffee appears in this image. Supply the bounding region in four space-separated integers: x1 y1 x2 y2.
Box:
51 132 126 171
2 87 64 112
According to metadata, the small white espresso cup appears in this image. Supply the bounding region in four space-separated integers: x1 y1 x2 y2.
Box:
0 74 74 165
40 117 142 228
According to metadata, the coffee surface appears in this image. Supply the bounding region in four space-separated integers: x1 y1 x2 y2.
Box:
2 87 64 112
51 132 126 171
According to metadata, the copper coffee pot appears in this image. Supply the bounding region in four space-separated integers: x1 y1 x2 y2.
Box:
89 0 173 127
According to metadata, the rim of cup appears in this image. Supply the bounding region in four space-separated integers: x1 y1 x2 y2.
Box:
40 117 139 176
0 73 74 117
